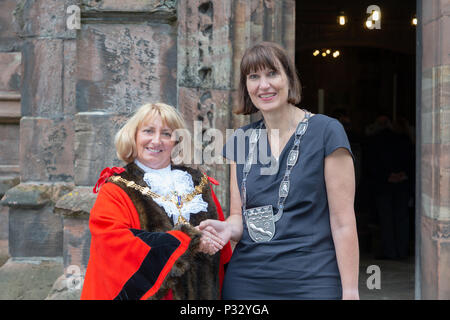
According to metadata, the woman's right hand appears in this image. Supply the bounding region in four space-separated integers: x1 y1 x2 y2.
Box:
198 219 233 248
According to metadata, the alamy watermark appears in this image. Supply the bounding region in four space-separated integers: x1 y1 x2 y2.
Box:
171 121 279 175
66 5 81 30
65 264 84 290
366 265 381 290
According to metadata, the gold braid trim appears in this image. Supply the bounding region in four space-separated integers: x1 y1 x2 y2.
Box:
109 174 209 225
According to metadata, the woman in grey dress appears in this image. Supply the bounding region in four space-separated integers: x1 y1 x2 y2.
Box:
199 42 359 299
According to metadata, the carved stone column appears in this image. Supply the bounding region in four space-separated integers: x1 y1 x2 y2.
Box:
419 0 450 299
0 0 78 300
0 0 23 264
177 0 295 215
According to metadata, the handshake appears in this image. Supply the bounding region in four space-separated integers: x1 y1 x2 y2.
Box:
195 219 232 255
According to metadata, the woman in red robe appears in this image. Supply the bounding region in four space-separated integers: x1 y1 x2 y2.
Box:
81 102 231 300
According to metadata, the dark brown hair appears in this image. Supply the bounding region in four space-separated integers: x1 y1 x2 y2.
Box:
235 42 302 115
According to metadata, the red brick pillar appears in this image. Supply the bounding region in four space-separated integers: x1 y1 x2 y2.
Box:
419 0 450 299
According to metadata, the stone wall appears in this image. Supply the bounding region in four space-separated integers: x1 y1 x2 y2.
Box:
0 0 22 262
419 0 450 300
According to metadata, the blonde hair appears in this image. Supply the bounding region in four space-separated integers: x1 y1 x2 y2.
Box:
115 102 187 163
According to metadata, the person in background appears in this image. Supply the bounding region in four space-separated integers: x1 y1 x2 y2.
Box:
367 114 414 260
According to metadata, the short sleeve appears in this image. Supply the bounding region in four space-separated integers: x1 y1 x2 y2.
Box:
323 119 354 159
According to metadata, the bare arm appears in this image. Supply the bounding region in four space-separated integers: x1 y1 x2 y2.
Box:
226 161 244 241
325 148 360 300
199 161 243 245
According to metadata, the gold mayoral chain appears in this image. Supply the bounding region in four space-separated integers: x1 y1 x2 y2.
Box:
109 174 209 225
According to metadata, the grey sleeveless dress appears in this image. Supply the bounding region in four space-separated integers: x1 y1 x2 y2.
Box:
222 114 353 300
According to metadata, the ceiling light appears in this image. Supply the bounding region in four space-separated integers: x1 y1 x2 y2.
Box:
338 12 346 26
372 10 380 21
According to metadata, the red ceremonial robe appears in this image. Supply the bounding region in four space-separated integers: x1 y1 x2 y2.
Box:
81 163 231 300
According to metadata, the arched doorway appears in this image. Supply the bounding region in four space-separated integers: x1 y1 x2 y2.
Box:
296 0 416 299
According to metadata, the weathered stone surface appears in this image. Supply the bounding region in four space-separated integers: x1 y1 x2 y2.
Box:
63 40 77 117
0 0 22 51
55 187 93 268
20 117 75 182
2 183 51 209
12 0 77 39
1 182 73 209
54 187 97 218
421 143 450 220
62 216 90 274
0 177 20 262
81 0 176 14
0 206 10 266
2 183 73 257
76 22 177 113
422 8 450 69
8 205 63 257
0 177 20 198
46 273 82 300
420 0 450 299
0 124 20 165
21 40 64 117
74 112 125 186
0 52 21 92
421 215 450 299
49 187 94 300
177 0 233 90
177 86 233 213
0 257 63 300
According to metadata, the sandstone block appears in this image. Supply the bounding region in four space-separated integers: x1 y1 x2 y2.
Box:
421 215 450 299
55 187 95 270
0 124 20 166
21 39 64 117
177 0 233 90
74 112 125 186
0 52 21 92
76 22 177 114
1 182 73 258
81 0 176 14
0 257 63 300
20 117 74 182
8 205 63 257
13 0 77 39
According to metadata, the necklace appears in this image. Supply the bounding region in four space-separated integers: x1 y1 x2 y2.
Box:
109 174 209 225
242 110 311 242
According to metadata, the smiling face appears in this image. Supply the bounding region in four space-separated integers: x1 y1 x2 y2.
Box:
245 61 290 114
135 115 176 169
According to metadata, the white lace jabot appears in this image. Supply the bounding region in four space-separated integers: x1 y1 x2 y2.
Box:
134 160 208 225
